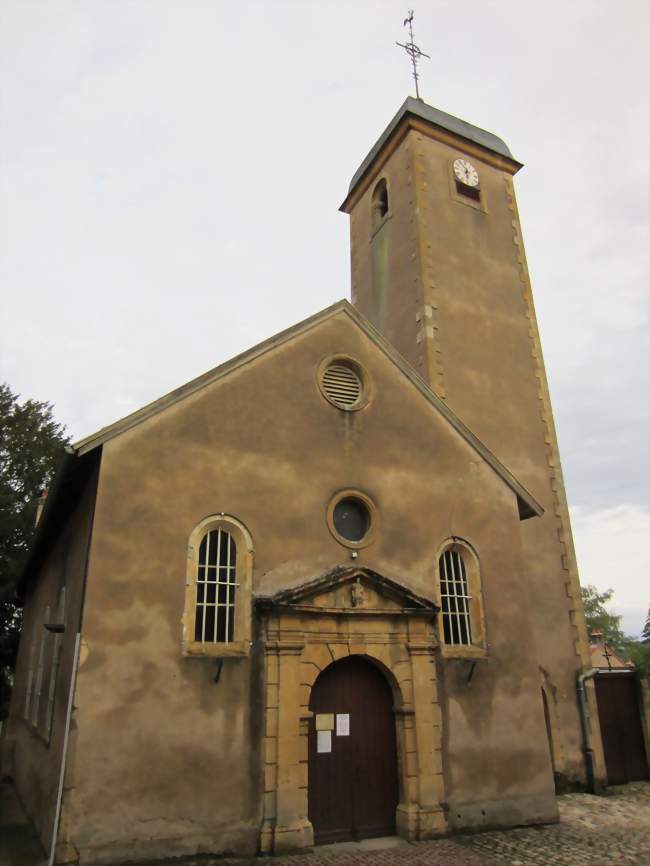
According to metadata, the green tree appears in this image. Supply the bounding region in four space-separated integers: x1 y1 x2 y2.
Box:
580 584 626 652
622 639 650 680
0 383 69 716
642 607 650 645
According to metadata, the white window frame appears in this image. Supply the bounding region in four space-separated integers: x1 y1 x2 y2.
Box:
182 514 253 658
436 538 487 659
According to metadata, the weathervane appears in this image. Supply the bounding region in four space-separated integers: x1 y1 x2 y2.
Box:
396 10 430 100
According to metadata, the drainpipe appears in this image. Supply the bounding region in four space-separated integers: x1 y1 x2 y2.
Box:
48 633 81 866
577 667 598 793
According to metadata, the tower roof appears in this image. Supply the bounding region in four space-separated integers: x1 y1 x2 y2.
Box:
341 97 522 211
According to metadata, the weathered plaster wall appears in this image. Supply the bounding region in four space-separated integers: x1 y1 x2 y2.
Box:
348 125 601 788
3 462 99 856
61 312 556 863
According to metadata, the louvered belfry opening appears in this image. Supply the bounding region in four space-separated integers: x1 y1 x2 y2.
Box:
321 362 362 408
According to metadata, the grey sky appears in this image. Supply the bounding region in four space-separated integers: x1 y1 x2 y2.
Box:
1 1 648 634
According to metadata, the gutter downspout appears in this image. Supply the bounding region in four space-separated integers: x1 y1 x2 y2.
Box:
48 633 81 866
577 667 599 794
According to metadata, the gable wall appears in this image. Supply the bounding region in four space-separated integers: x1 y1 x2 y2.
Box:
62 314 554 862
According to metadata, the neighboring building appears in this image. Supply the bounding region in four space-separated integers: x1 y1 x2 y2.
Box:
589 633 648 784
2 97 607 864
589 634 634 673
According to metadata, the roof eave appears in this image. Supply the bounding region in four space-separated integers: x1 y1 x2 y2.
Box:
16 447 99 600
72 299 543 522
340 98 524 213
73 300 354 456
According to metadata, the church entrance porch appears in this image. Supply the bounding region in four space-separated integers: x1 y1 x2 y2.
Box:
308 656 398 844
256 566 447 856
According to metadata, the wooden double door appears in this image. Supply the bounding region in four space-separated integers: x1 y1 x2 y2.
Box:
595 672 648 784
308 656 398 844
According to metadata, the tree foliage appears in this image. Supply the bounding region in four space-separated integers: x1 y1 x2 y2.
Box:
580 584 626 652
642 607 650 645
0 383 69 714
623 640 650 680
581 584 650 680
622 607 650 680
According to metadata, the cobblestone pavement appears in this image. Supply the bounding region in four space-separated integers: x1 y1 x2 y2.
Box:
2 781 649 866
209 782 650 866
209 838 500 866
460 781 650 866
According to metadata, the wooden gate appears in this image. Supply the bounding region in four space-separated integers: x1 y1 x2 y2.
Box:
595 672 648 784
308 655 398 844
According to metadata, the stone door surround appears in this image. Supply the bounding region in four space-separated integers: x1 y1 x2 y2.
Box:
256 566 447 855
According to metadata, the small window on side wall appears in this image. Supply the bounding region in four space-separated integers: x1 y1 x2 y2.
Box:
371 178 389 229
436 539 486 656
183 515 253 657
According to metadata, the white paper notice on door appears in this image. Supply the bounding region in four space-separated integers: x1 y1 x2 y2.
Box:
317 730 332 753
336 713 350 736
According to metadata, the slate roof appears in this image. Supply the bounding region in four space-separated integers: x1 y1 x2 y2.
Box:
341 97 522 210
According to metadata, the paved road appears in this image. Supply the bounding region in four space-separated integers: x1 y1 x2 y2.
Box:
2 781 648 866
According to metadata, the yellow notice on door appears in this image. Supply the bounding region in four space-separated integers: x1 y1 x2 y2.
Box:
315 713 334 731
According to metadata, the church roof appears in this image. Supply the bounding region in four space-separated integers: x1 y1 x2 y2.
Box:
589 642 634 671
341 97 522 211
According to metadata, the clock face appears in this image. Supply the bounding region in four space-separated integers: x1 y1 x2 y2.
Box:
453 158 479 188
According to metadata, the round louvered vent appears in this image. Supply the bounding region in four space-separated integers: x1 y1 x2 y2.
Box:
317 355 370 411
321 363 362 407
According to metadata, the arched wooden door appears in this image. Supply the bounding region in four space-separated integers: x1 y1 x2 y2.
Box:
308 656 398 844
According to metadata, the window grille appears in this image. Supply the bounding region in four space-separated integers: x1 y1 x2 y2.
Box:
195 529 238 644
439 549 472 646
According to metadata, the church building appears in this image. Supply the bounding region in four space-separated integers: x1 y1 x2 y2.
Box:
3 96 606 864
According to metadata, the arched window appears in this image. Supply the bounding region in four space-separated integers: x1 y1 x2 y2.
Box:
195 528 237 643
436 539 486 655
371 178 389 228
439 549 471 645
183 515 253 657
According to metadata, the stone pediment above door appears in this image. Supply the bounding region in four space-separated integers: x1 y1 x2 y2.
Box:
255 566 439 618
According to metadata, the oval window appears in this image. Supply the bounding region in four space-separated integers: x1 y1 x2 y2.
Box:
333 497 370 542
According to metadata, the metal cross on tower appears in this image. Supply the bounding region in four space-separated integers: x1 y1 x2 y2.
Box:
396 10 430 100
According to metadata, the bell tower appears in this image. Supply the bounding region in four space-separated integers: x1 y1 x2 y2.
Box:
340 98 604 788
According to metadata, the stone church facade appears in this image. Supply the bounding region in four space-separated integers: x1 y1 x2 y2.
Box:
3 98 606 864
